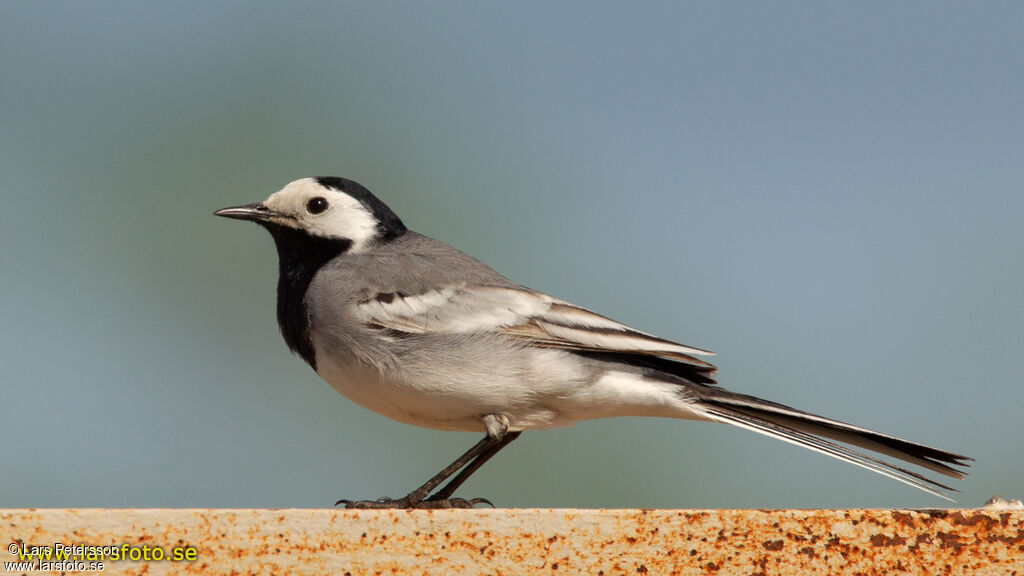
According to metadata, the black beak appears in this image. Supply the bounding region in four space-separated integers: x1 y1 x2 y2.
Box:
213 202 281 222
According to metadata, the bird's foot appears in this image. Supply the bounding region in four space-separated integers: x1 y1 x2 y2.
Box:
335 497 413 509
425 495 494 509
335 496 493 509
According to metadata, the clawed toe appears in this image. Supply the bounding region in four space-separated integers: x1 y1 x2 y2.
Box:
426 496 494 509
335 497 410 509
420 496 492 509
334 496 495 509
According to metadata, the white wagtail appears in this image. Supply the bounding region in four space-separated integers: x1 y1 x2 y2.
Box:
215 177 971 508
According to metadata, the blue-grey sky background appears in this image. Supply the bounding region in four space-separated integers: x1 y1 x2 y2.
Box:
2 2 1021 509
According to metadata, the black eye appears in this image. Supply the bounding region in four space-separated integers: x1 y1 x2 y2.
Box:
306 197 328 214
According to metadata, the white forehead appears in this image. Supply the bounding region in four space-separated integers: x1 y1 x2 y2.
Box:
263 178 379 251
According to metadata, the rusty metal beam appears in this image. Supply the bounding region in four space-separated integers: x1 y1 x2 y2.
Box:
2 509 1021 575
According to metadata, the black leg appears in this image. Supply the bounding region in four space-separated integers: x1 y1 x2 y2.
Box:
337 434 504 509
427 431 522 502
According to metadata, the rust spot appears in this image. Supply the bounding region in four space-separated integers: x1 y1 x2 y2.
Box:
637 564 648 573
762 540 784 551
951 512 999 530
935 531 964 553
869 534 907 547
892 511 916 528
983 531 1024 546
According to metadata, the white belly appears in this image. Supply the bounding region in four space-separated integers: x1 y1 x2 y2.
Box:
311 338 586 432
314 354 475 431
310 334 703 433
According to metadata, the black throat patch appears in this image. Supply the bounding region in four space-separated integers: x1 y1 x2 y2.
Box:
260 223 352 370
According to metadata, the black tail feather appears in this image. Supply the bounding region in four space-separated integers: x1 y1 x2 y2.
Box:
694 390 971 498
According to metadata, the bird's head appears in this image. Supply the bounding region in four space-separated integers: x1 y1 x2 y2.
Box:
214 177 407 252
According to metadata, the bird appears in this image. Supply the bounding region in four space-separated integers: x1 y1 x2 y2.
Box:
214 177 971 508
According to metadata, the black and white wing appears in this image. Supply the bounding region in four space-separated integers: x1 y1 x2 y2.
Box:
353 284 715 369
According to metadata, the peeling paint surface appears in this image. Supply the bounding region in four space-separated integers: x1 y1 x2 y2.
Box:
2 509 1021 575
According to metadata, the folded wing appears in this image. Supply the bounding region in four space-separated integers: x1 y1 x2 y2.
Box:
354 285 715 369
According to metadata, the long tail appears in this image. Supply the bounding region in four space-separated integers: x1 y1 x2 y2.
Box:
690 388 973 500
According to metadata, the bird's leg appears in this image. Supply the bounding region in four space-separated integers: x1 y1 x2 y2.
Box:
336 435 497 509
426 430 521 503
337 414 514 509
426 414 519 505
